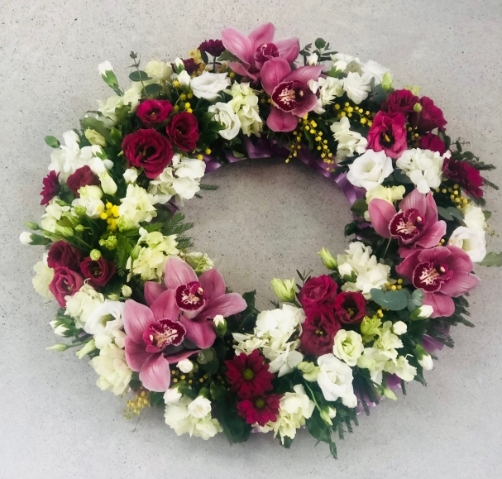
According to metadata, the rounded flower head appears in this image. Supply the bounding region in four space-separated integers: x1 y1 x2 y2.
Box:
409 96 447 133
237 393 282 426
442 157 484 199
299 275 338 314
367 111 408 159
396 148 446 194
347 149 393 191
40 171 60 205
198 39 225 57
300 308 341 357
49 266 84 307
47 240 83 271
136 100 173 127
382 89 419 115
333 291 367 324
166 112 200 152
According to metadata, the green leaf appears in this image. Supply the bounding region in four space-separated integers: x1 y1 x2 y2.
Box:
217 50 240 62
199 50 209 64
129 70 151 81
149 391 165 408
392 169 413 184
213 403 251 444
209 382 226 402
437 206 454 221
407 289 424 311
483 210 492 220
314 37 326 49
44 135 60 148
370 288 408 311
306 410 331 443
110 127 122 147
479 252 502 267
199 183 219 191
80 117 111 142
350 198 368 217
144 83 163 95
447 206 464 222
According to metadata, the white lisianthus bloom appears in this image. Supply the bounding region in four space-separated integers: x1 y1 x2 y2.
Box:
448 226 487 263
330 117 368 159
32 254 54 299
343 72 373 104
361 60 389 85
331 53 361 73
392 321 408 336
374 321 403 357
266 345 304 377
208 102 241 140
333 330 364 367
316 354 357 407
309 77 344 114
228 82 263 136
144 59 173 82
123 167 139 184
463 203 487 231
232 334 266 355
190 72 230 100
385 355 417 382
183 251 214 274
40 199 71 233
72 185 105 219
347 149 393 191
357 347 389 384
65 284 104 328
118 184 157 228
396 148 448 193
84 300 126 349
90 343 132 395
187 396 212 419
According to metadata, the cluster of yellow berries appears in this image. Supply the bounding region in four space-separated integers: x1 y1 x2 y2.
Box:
385 278 404 291
434 184 469 210
375 309 385 318
99 202 119 231
407 125 420 139
125 390 149 419
334 102 373 127
170 367 210 385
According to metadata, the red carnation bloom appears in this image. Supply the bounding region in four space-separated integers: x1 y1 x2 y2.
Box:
225 350 274 398
418 132 446 155
299 275 338 315
122 128 173 179
382 89 419 115
182 58 200 75
367 111 408 159
198 39 225 58
300 307 341 356
166 112 200 152
40 171 60 205
333 291 367 324
47 240 83 271
66 166 100 196
409 96 447 133
237 393 282 426
442 157 484 198
80 256 117 288
136 99 173 127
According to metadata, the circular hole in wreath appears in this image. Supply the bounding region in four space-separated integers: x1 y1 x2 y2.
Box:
181 157 353 309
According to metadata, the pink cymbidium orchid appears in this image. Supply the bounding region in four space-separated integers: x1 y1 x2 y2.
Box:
221 23 300 81
396 245 479 318
368 188 446 250
260 58 323 132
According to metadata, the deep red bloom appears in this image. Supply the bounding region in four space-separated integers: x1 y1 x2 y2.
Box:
40 171 60 205
122 129 173 179
382 89 419 115
198 39 225 58
237 393 282 426
80 256 117 288
367 111 408 159
49 267 84 307
136 100 173 127
47 240 83 271
442 157 484 198
166 112 200 152
182 58 199 75
418 132 446 155
300 307 341 356
299 275 338 315
409 96 447 133
333 291 367 324
66 166 100 196
225 350 274 398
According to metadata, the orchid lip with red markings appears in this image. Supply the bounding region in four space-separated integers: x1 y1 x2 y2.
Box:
412 261 453 292
143 319 186 353
389 209 424 244
175 281 206 311
272 81 311 114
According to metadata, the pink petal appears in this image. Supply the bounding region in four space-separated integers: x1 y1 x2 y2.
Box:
396 250 420 279
139 353 171 392
423 292 455 318
227 61 258 80
424 191 439 224
267 106 298 132
275 38 300 62
291 92 319 117
124 337 150 371
285 65 324 84
399 188 427 215
368 199 395 238
165 348 200 364
248 23 275 50
260 57 291 95
180 317 217 349
144 281 166 306
199 268 226 302
197 293 247 321
221 28 253 64
123 300 155 344
150 289 180 321
415 220 446 249
445 245 473 274
440 273 480 297
164 256 197 290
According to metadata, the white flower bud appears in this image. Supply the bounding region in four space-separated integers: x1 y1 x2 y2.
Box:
19 232 33 245
98 61 114 76
164 387 182 405
121 285 132 298
271 278 296 302
123 168 139 184
173 57 185 73
306 53 319 65
99 171 118 195
178 359 194 373
392 321 407 335
46 343 68 352
418 354 434 371
76 339 96 359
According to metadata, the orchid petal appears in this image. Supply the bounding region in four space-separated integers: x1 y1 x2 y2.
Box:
144 281 166 306
221 27 253 64
180 317 217 349
199 268 226 302
424 191 440 223
139 353 171 392
284 65 324 84
415 220 447 249
266 106 298 132
248 23 275 50
396 250 420 279
440 273 480 297
227 61 258 80
164 256 197 289
291 92 319 117
123 300 155 344
260 57 291 95
275 38 300 62
399 188 427 215
423 292 455 318
165 348 200 364
197 293 247 321
150 289 180 321
124 337 150 371
445 245 474 273
368 199 395 238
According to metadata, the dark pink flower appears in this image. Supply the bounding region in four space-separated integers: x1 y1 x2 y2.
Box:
299 275 338 314
333 291 367 324
410 96 447 133
49 266 84 307
382 89 419 115
237 393 282 426
418 132 446 155
40 171 60 205
80 256 116 288
166 112 199 152
368 188 447 250
300 308 341 356
442 157 484 199
66 166 100 196
367 111 408 159
396 245 479 318
47 240 83 271
136 100 173 127
198 39 225 58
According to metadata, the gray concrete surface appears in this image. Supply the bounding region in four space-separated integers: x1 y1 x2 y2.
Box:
1 1 502 478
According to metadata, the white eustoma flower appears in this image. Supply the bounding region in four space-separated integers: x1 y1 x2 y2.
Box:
343 72 373 104
330 117 368 159
65 284 104 328
164 387 183 405
463 204 487 231
385 355 417 382
90 343 132 395
97 87 141 123
309 77 344 114
449 226 487 263
123 167 139 184
208 102 241 140
84 300 126 349
40 199 70 233
331 53 361 72
396 148 448 193
72 185 105 219
118 184 157 228
187 396 212 419
228 82 263 136
316 354 357 407
183 251 214 274
32 254 54 299
347 149 393 191
190 72 230 100
357 347 389 384
144 59 173 81
266 345 304 377
333 330 364 367
361 60 389 85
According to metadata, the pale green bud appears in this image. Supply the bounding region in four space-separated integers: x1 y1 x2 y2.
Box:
383 388 397 401
46 343 68 352
213 315 227 336
75 224 85 232
76 339 96 359
184 252 214 274
90 249 102 261
271 278 296 302
84 128 107 147
108 293 120 301
381 72 393 92
99 171 117 195
360 316 382 339
55 225 74 237
99 235 117 250
25 221 40 230
413 102 422 113
320 408 333 426
73 205 87 217
297 361 320 382
121 285 132 298
318 247 337 270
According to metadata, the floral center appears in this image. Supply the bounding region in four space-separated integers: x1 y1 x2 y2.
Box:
144 319 186 350
389 209 424 243
315 329 326 336
175 281 206 311
412 261 453 292
243 368 255 380
381 131 395 146
272 80 309 113
255 398 266 409
254 43 279 64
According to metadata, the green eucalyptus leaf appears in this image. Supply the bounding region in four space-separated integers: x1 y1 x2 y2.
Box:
370 288 408 311
447 206 464 222
149 391 165 408
129 70 151 81
438 206 454 221
407 289 424 311
144 83 163 95
479 252 502 267
314 37 326 49
44 136 60 148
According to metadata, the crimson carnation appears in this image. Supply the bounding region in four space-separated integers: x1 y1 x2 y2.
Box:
382 89 419 115
418 132 446 155
237 393 282 426
136 99 173 127
300 307 341 356
442 157 484 198
47 240 83 271
367 111 408 159
40 171 60 205
198 39 225 58
225 349 274 398
333 291 367 324
182 58 200 75
122 128 173 179
80 256 117 288
166 112 200 152
299 275 338 315
49 267 84 307
410 96 447 133
66 166 100 196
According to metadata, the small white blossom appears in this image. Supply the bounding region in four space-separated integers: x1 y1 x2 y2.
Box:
330 117 368 159
208 102 241 140
190 72 230 100
317 354 357 407
118 184 157 228
65 284 104 328
347 149 393 191
449 226 487 263
343 72 373 104
90 343 132 395
392 321 407 336
228 82 263 136
84 300 126 349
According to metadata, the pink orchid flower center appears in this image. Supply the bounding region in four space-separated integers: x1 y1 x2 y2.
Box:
272 80 309 113
254 43 279 63
175 281 206 311
389 209 424 244
143 319 186 351
412 261 453 292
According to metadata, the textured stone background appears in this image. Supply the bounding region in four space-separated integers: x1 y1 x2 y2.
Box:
1 1 501 477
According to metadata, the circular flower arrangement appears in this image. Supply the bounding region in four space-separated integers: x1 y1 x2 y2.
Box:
21 23 502 457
